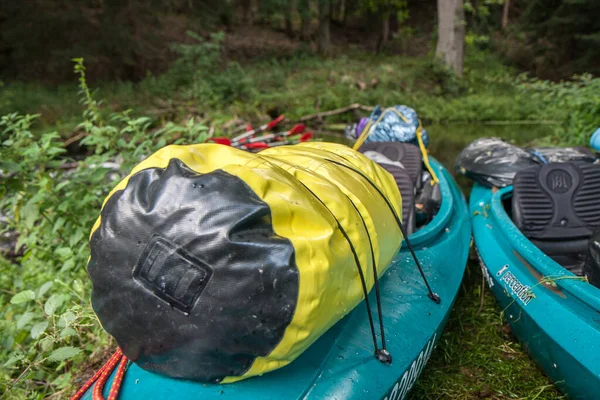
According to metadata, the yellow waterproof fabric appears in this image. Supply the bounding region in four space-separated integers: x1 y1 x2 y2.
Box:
89 141 403 382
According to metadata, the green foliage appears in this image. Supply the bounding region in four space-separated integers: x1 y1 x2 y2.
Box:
464 0 505 31
504 0 600 79
0 59 209 398
517 74 600 146
413 59 469 97
143 31 254 107
361 0 408 14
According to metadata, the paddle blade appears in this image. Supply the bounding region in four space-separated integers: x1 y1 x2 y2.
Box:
206 137 231 146
299 132 313 142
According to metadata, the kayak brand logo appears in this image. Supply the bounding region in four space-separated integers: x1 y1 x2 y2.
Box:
500 270 534 306
133 235 212 315
547 170 572 194
383 333 437 400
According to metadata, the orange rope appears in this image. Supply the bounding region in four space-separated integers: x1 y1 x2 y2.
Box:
71 348 128 400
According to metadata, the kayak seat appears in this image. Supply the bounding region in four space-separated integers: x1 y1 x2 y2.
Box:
512 162 600 274
358 143 419 235
359 142 423 190
584 227 600 288
379 163 416 235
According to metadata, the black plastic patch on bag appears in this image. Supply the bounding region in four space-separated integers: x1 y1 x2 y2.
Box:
133 235 212 314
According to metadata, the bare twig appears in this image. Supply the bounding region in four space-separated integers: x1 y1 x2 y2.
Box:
64 132 87 147
145 105 198 117
299 103 374 122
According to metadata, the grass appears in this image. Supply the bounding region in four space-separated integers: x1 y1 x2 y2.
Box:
411 260 564 400
0 48 554 137
0 48 578 399
410 123 563 400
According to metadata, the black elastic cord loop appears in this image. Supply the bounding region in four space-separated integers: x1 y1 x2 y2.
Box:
346 200 391 363
325 158 441 304
396 217 441 304
348 201 386 349
296 181 380 353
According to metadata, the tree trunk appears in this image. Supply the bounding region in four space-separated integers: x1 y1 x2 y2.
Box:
240 0 252 24
376 12 390 54
300 0 312 40
250 0 260 24
337 0 346 23
285 0 295 38
502 0 510 29
435 0 465 77
318 0 331 56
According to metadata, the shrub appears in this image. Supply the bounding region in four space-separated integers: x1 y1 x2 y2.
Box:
0 58 208 398
517 73 600 146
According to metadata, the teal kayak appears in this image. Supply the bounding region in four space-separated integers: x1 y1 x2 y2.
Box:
470 183 600 399
79 157 470 400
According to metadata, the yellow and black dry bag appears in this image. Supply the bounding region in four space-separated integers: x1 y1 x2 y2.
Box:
87 142 403 383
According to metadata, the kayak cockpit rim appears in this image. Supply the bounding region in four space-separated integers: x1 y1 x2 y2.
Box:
487 185 600 312
403 158 454 247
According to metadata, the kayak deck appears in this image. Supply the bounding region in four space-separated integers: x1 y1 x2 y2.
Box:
470 183 600 399
82 159 471 400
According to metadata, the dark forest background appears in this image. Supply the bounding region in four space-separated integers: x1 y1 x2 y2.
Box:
1 0 599 85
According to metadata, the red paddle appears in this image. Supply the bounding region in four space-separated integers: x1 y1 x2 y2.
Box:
231 115 285 144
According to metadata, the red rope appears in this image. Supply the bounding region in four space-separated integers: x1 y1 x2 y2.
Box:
71 348 128 400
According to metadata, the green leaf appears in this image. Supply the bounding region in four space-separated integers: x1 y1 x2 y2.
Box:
22 201 40 230
69 230 85 248
73 279 85 293
58 311 76 328
49 347 81 362
52 372 73 389
60 327 78 339
55 180 71 192
3 353 24 368
53 217 66 233
31 321 48 339
44 294 65 316
39 336 54 351
16 312 35 330
60 258 75 273
10 290 36 304
55 247 73 259
38 281 53 298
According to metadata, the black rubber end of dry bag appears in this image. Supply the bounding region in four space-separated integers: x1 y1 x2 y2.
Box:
87 158 299 383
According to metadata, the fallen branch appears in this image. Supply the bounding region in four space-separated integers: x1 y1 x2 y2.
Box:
64 132 87 147
298 103 373 122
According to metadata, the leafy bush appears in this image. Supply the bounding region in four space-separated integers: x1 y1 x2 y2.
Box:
142 31 255 107
517 73 600 146
0 59 208 399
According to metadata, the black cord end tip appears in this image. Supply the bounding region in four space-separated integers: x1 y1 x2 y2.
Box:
375 349 392 364
428 293 441 304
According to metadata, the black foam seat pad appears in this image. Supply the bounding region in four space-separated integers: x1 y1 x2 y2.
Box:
359 142 423 190
357 142 419 234
377 163 416 235
512 162 600 273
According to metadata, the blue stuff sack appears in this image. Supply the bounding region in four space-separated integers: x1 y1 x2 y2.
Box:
360 105 429 147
